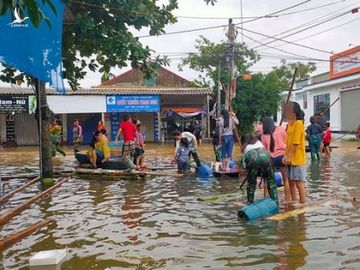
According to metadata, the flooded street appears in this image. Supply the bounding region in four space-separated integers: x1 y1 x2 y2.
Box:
0 142 359 270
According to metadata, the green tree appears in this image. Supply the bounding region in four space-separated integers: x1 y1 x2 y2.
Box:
180 36 259 87
233 73 285 133
269 59 317 90
180 39 316 133
0 0 213 178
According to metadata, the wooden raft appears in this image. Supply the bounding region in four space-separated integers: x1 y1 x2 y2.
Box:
75 168 182 179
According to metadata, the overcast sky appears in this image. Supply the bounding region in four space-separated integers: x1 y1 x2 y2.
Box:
3 0 360 88
80 0 360 87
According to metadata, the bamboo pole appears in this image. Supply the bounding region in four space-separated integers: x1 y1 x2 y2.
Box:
0 177 40 206
0 178 69 227
321 96 340 115
0 220 52 252
279 68 298 126
0 175 38 181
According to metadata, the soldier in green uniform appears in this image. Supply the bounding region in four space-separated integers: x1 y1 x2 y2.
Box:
240 135 278 205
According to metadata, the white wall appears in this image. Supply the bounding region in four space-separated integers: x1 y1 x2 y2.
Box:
306 86 341 131
0 113 6 143
48 95 106 114
276 75 360 131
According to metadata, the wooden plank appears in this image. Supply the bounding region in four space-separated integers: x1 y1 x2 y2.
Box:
266 200 333 221
0 177 40 206
0 178 69 227
75 168 182 178
198 186 284 203
0 175 38 181
0 220 52 252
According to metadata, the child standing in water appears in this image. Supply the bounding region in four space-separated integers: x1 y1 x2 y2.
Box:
240 135 278 205
306 116 323 161
176 138 190 174
73 119 83 153
212 118 222 162
283 101 306 204
134 123 146 170
323 122 332 157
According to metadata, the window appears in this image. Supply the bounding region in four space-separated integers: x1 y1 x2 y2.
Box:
314 93 330 120
295 92 308 109
303 92 307 109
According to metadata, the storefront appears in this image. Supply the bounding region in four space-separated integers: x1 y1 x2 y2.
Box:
0 85 211 146
104 95 160 142
0 95 38 146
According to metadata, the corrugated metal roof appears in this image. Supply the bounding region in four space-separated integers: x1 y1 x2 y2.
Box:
0 87 211 96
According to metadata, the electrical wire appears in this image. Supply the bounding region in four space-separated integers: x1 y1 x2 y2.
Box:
258 17 360 53
137 0 315 38
251 5 359 50
238 26 333 54
175 0 347 20
246 0 358 47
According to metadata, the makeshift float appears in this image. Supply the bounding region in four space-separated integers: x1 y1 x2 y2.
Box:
208 161 245 178
75 153 132 170
74 167 183 180
198 186 284 203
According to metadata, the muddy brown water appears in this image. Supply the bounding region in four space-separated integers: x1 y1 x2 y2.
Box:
0 142 359 270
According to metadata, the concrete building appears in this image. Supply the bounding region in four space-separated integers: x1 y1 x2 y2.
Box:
277 45 360 132
0 67 211 146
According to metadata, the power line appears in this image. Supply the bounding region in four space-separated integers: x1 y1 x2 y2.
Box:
251 6 359 50
246 0 358 47
137 0 314 38
258 16 360 53
68 0 308 23
241 32 319 60
238 26 333 54
175 0 347 20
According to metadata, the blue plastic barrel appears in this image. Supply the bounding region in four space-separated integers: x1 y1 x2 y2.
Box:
198 164 213 178
238 197 279 220
274 172 283 186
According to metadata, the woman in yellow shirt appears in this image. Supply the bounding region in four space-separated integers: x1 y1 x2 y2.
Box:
87 131 110 168
283 101 306 203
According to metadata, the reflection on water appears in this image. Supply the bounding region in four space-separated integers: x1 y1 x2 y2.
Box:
0 143 359 270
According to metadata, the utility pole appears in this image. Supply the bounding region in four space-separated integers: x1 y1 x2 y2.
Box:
240 0 244 43
217 61 221 117
225 18 237 110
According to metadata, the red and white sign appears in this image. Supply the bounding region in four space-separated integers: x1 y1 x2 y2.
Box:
330 45 360 79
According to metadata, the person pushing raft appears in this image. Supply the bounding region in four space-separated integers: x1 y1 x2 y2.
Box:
240 135 278 205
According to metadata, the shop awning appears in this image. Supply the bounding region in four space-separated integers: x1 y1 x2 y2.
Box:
171 107 202 113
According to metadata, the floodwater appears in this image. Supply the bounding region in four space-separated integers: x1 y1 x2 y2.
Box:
0 142 359 270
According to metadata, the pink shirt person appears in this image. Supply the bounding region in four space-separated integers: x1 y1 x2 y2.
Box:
261 126 287 158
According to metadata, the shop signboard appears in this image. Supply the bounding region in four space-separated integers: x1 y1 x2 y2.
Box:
330 45 360 79
0 95 29 113
106 95 160 112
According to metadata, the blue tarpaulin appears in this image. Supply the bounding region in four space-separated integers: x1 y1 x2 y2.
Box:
0 0 65 94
